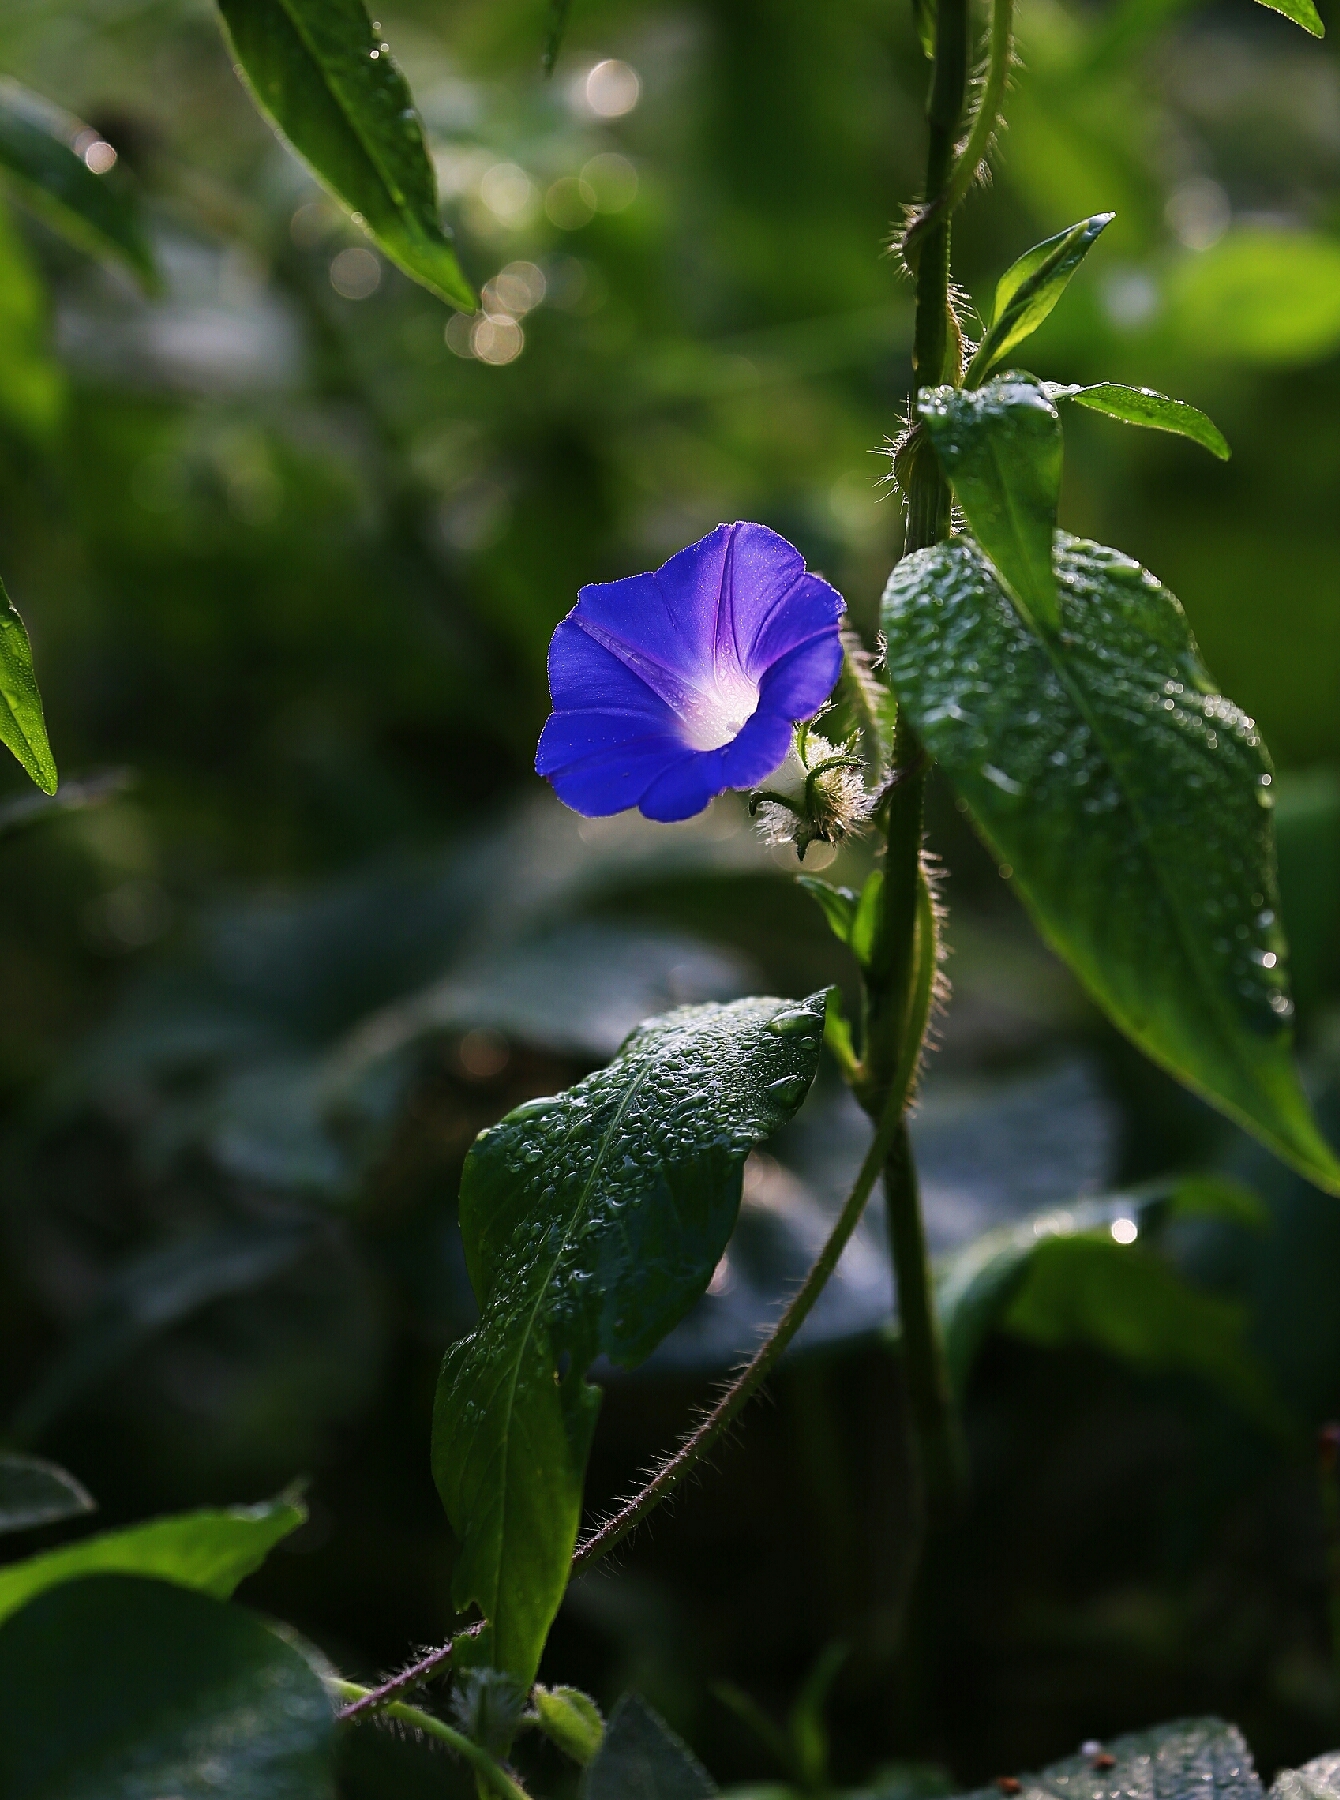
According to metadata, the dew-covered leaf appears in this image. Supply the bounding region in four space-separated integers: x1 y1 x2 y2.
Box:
0 1454 93 1536
882 533 1340 1193
215 0 474 309
967 213 1113 383
1272 1753 1340 1800
0 1574 334 1799
949 1717 1261 1800
433 993 827 1687
0 1495 304 1627
917 376 1062 632
583 1694 717 1800
0 571 55 795
1046 382 1230 460
0 80 155 287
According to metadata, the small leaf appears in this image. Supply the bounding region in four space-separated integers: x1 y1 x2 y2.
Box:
1272 1753 1340 1800
882 533 1340 1194
583 1694 717 1800
433 993 827 1687
967 213 1114 383
1046 381 1230 460
0 80 155 288
215 0 474 310
911 0 938 58
0 1495 305 1628
0 1454 93 1535
1254 0 1324 35
849 869 884 969
797 875 859 947
1005 1236 1281 1429
0 1574 334 1799
917 376 1063 632
949 1717 1262 1800
535 1684 606 1766
0 571 55 795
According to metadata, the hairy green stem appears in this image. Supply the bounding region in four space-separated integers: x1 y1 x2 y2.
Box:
904 0 1015 264
331 1679 535 1800
569 884 941 1575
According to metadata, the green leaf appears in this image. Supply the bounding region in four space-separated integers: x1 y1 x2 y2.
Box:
796 875 859 947
534 1685 606 1766
882 533 1340 1195
1254 0 1324 36
917 376 1062 632
0 1454 93 1535
433 993 827 1687
0 80 155 288
1046 381 1230 460
0 570 55 795
1005 1236 1281 1428
949 1717 1261 1800
0 1495 305 1628
583 1694 717 1800
1272 1754 1340 1800
0 1574 334 1799
849 870 884 969
966 213 1114 383
215 0 475 310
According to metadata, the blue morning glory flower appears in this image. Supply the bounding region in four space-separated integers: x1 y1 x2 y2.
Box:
535 522 846 823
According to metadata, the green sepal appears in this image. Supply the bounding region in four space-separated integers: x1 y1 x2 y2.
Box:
215 0 475 310
1046 381 1230 460
917 376 1063 633
967 213 1114 385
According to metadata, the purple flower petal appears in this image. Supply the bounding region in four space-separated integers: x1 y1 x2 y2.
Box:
536 521 845 821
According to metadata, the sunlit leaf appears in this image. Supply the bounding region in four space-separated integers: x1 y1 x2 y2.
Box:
0 1574 334 1799
0 1495 305 1627
215 0 475 310
1167 228 1340 365
433 994 827 1687
966 213 1113 382
584 1694 717 1799
0 79 155 288
949 1717 1263 1800
0 1454 93 1536
1253 0 1324 36
882 532 1340 1195
1045 381 1230 460
917 376 1062 632
0 570 55 796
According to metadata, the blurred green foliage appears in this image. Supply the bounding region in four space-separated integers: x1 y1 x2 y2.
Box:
3 0 1340 1793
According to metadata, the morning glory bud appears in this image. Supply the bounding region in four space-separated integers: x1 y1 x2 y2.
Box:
535 522 845 823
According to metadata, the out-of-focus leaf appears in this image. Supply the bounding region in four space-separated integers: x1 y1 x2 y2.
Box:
433 994 826 1688
1045 381 1230 460
534 1684 605 1766
0 1454 94 1535
0 1495 305 1627
917 376 1062 632
0 571 55 795
949 1718 1262 1800
1167 229 1340 365
882 533 1340 1194
215 0 475 310
0 1574 334 1799
1272 1753 1340 1800
1005 1235 1281 1428
966 213 1113 382
0 79 155 287
9 1218 320 1441
583 1694 717 1800
0 200 61 438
